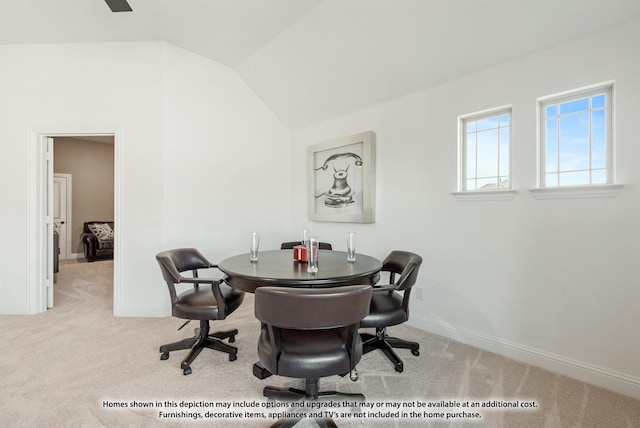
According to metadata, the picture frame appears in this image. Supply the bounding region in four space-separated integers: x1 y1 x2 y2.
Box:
308 131 375 223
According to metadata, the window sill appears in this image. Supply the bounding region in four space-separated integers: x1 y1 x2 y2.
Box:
530 184 624 199
451 190 517 201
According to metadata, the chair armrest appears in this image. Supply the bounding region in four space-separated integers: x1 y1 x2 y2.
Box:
81 233 98 260
81 232 98 244
179 277 219 285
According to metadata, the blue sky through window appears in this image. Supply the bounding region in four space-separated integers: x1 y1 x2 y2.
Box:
543 91 608 186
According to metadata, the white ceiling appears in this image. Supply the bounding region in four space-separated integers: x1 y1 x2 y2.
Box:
3 0 640 129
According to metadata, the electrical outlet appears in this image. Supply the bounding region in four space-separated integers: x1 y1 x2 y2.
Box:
415 287 424 301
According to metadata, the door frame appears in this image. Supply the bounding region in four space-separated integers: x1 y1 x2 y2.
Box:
27 126 122 314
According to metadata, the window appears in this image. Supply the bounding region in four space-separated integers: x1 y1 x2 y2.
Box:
539 84 613 187
459 107 511 191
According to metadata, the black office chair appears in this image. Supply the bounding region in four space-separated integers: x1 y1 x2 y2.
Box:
156 248 245 375
280 241 333 250
359 251 422 373
254 285 372 428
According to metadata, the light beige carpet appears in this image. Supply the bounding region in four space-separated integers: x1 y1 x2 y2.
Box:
0 259 638 427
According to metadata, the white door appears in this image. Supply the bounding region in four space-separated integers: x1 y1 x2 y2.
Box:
53 174 72 259
46 138 55 308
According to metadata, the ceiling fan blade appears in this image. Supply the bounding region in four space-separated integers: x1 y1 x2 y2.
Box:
105 0 133 12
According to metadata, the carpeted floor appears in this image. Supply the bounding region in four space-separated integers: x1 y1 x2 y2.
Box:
0 259 638 427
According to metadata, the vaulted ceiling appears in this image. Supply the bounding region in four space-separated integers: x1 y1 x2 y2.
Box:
2 0 640 129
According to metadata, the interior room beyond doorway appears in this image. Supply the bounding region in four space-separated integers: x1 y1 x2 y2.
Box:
53 136 115 261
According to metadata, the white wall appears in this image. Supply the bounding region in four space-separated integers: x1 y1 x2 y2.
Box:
161 44 292 264
289 19 640 398
0 42 165 314
0 42 291 316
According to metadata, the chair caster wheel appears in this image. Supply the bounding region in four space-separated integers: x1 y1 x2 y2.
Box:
350 368 359 381
411 349 420 356
229 353 238 362
395 364 404 373
229 336 236 343
183 367 192 375
160 352 169 360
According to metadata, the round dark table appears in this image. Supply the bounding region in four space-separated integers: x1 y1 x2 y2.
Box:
219 249 382 293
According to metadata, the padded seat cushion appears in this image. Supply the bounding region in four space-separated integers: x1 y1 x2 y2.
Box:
258 327 362 379
359 290 407 329
173 284 244 320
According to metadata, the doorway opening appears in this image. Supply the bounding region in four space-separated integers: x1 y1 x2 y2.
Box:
28 128 121 314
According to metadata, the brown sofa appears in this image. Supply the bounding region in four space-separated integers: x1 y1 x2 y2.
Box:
81 221 114 262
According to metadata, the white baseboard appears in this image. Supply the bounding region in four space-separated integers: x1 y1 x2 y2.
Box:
407 315 640 400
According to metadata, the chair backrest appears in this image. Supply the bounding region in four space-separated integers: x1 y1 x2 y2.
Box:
381 251 423 292
280 241 333 250
255 285 372 330
156 248 211 284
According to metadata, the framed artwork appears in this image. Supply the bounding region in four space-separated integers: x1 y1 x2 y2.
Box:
308 131 375 223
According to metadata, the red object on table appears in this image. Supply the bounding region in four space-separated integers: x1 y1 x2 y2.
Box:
293 245 308 262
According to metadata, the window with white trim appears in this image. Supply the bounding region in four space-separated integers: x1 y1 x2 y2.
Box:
459 108 511 191
539 84 613 187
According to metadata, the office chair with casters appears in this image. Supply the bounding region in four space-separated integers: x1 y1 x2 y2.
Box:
254 285 372 428
156 248 245 375
359 250 423 373
280 241 333 250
